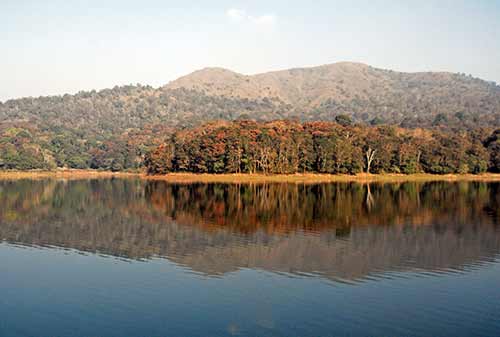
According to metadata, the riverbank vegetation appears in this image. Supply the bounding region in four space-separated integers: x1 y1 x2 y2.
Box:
144 120 500 176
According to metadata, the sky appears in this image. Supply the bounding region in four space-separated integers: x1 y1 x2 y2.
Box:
1 0 500 101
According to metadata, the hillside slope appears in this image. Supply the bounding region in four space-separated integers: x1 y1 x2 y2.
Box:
1 62 499 170
165 62 500 126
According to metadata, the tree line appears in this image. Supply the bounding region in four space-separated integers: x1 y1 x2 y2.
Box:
145 119 500 175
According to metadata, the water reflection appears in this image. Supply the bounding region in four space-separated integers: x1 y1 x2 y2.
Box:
0 179 499 283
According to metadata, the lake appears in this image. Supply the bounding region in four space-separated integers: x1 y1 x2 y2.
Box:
1 179 500 336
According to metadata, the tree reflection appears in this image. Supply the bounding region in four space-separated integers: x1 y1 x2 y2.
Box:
0 179 499 282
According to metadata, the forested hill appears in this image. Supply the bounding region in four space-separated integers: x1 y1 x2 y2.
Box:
0 87 286 170
1 62 500 171
166 62 500 128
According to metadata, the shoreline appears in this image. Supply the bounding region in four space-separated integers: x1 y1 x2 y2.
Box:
1 170 500 183
0 170 139 180
142 172 500 183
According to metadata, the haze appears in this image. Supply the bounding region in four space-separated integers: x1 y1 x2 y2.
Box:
2 0 499 101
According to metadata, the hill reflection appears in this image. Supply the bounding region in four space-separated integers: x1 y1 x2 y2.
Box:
0 179 499 282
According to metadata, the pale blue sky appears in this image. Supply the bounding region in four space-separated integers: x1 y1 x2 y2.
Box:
2 0 500 101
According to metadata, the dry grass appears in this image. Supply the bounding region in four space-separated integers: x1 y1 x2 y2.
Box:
0 169 139 180
1 170 500 183
141 172 500 184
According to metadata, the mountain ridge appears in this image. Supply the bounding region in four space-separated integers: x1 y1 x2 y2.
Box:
165 61 496 102
2 61 500 130
3 62 497 104
162 61 500 126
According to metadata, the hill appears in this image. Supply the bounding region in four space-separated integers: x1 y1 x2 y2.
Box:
166 62 500 127
1 62 499 170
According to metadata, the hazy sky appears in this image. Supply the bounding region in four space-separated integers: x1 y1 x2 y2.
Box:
2 0 500 101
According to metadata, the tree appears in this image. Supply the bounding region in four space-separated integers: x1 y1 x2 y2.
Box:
485 129 500 172
144 143 173 174
433 113 448 126
364 147 376 173
335 114 353 127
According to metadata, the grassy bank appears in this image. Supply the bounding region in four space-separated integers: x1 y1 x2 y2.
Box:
1 170 500 183
0 169 139 180
142 172 500 183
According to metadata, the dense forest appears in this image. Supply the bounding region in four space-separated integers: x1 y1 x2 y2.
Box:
0 86 286 170
145 119 500 175
1 62 500 171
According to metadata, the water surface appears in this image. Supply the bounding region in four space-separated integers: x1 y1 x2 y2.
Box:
1 179 500 336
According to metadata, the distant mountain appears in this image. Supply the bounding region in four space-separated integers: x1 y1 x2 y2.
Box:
165 62 500 127
0 62 499 170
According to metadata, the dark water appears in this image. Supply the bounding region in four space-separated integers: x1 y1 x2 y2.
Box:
1 179 500 337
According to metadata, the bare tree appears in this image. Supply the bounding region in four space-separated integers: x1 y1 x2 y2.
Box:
365 147 376 173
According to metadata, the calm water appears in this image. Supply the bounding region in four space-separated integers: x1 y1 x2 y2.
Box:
1 179 500 337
